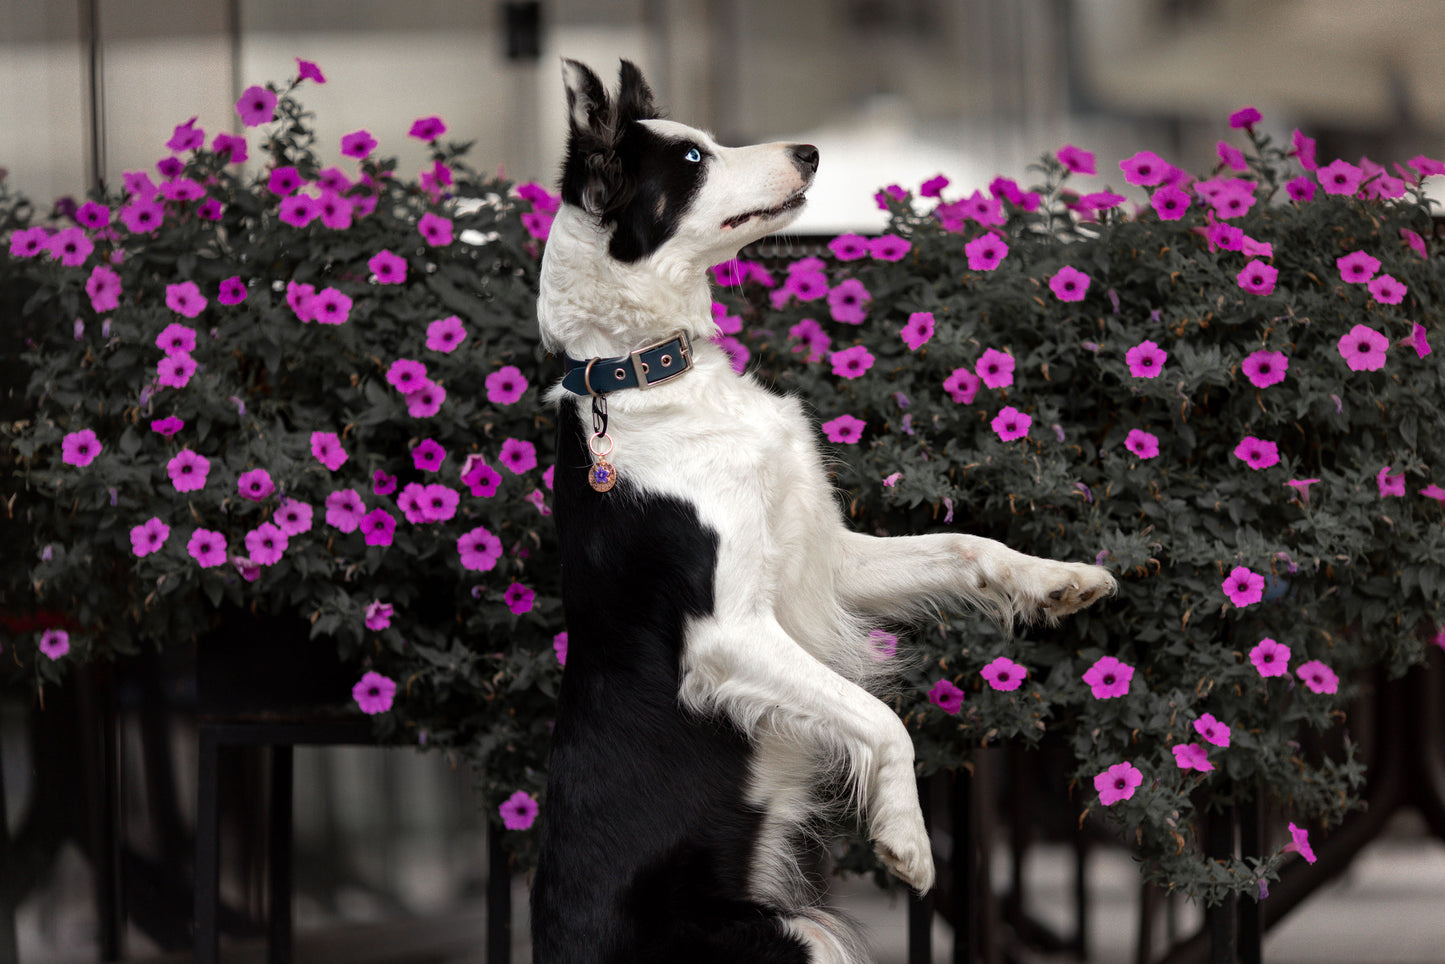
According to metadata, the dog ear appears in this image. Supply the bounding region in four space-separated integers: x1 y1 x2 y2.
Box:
561 58 611 141
615 60 658 125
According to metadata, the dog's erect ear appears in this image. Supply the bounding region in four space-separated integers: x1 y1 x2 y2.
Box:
615 60 658 125
561 58 611 139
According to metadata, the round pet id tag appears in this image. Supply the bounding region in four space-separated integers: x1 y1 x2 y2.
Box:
588 433 617 493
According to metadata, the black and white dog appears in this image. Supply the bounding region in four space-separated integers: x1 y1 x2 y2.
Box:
531 59 1115 964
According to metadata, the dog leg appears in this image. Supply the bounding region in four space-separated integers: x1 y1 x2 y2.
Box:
681 616 936 893
831 530 1116 626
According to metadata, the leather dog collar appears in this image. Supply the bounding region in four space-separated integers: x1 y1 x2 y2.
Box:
561 332 693 396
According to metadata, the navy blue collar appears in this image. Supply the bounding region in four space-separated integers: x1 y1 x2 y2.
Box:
560 332 694 396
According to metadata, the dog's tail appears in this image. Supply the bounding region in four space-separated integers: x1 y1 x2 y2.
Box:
781 906 872 964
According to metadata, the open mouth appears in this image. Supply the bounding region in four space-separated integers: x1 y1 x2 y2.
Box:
721 191 808 230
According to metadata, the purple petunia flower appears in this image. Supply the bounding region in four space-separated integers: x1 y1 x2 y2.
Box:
386 358 429 393
244 522 287 565
787 318 830 362
237 468 275 502
485 365 529 405
286 281 316 322
1194 713 1231 748
1368 274 1407 305
1230 105 1262 129
830 344 875 380
928 678 965 714
397 483 429 524
1296 659 1339 695
187 528 227 568
156 323 196 356
413 439 447 472
901 312 934 351
1284 822 1317 864
976 348 1014 389
499 790 539 830
167 449 210 492
425 315 467 353
1049 265 1091 302
368 249 407 284
1057 144 1096 175
981 656 1027 691
268 166 302 196
991 407 1031 442
1250 638 1291 677
821 414 865 444
39 628 71 660
311 431 348 471
553 631 569 665
360 508 396 546
275 499 314 536
499 438 538 475
1124 429 1159 460
1216 141 1248 172
325 489 366 532
1223 566 1265 607
408 115 447 141
340 129 378 158
1082 655 1134 699
827 278 871 324
353 671 396 714
1241 349 1288 388
1337 324 1389 371
62 428 103 467
504 582 535 615
867 234 911 262
1234 436 1280 470
1286 176 1317 202
278 194 318 228
1172 743 1214 772
1125 340 1167 379
1376 465 1406 497
1337 250 1380 284
461 455 503 498
943 368 980 404
964 233 1009 271
458 525 503 572
418 212 453 247
421 484 459 523
1151 185 1191 220
364 600 393 631
131 517 170 557
920 174 949 197
151 416 184 436
828 233 869 261
47 227 94 267
218 276 247 305
405 381 446 418
1237 260 1278 296
1094 762 1142 806
120 197 165 234
165 281 207 318
1317 159 1363 196
1120 150 1169 186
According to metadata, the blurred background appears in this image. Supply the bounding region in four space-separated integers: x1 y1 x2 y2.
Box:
4 2 1445 962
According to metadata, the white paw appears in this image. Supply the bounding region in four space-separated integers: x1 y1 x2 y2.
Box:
1035 561 1117 621
872 807 936 894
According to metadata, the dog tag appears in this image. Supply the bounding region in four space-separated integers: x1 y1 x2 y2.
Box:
587 395 617 493
588 458 617 493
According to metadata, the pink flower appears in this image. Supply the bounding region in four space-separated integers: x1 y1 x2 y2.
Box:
1120 151 1169 186
1049 266 1091 302
1151 185 1191 220
275 499 313 535
368 249 407 285
211 132 247 163
1297 660 1339 695
156 323 196 356
1082 656 1134 698
828 233 869 261
236 85 277 126
485 365 530 404
458 525 503 572
1229 106 1262 129
278 194 318 228
315 191 352 229
1367 274 1406 305
499 790 539 830
1317 159 1363 195
413 439 447 472
1284 822 1317 864
296 58 325 83
1216 141 1248 172
920 174 949 197
218 276 247 305
418 212 453 246
1058 144 1096 175
131 517 170 557
419 485 459 523
521 211 553 240
340 129 378 158
372 470 398 496
821 414 865 444
62 428 103 467
120 198 165 234
1337 324 1389 371
1237 260 1278 296
325 489 366 532
964 233 1009 271
499 438 537 474
353 672 396 714
828 278 871 324
1094 762 1143 806
365 600 394 631
944 368 980 404
165 281 207 318
1422 484 1445 505
8 226 49 258
928 679 965 714
1241 349 1288 388
1125 340 1167 378
286 281 316 322
517 181 561 214
901 312 935 351
1172 743 1214 772
426 315 467 353
397 483 429 524
1285 478 1321 503
462 455 503 498
242 522 286 565
1124 429 1159 459
386 359 429 393
504 582 535 615
1194 713 1231 748
1401 228 1428 259
991 407 1031 442
714 335 750 374
360 508 396 546
867 234 911 262
405 381 446 417
167 449 210 492
408 115 447 141
1223 567 1266 607
307 431 347 471
158 177 206 203
1234 436 1280 470
1250 638 1291 677
157 353 197 389
788 318 831 362
1286 176 1317 202
1336 251 1380 284
268 166 302 196
47 227 93 267
981 656 1027 691
76 201 111 229
975 348 1015 389
830 344 875 379
554 631 569 665
237 468 275 502
1376 466 1406 497
39 628 71 660
151 416 184 436
780 270 828 305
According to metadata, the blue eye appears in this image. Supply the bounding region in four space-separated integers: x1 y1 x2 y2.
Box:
684 147 702 163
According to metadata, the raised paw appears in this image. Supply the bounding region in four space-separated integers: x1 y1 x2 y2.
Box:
872 809 936 894
1036 561 1117 621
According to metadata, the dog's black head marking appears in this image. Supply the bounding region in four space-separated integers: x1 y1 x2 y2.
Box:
559 59 708 263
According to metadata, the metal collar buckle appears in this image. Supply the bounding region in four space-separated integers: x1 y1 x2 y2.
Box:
631 331 692 390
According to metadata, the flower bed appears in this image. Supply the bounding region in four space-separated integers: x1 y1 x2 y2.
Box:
4 67 1443 900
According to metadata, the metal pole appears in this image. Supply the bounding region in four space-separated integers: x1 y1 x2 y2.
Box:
907 775 934 964
78 0 106 194
487 822 512 964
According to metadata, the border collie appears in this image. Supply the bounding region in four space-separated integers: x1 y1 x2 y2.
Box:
531 59 1116 964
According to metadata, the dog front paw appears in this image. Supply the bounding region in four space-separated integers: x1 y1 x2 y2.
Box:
1035 561 1117 621
872 810 936 894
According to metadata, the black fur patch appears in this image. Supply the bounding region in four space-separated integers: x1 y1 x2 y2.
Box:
529 405 810 964
558 60 707 263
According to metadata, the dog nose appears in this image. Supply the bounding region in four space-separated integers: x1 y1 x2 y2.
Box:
790 144 819 175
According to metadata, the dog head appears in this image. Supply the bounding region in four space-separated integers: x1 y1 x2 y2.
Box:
557 58 818 267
